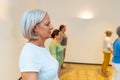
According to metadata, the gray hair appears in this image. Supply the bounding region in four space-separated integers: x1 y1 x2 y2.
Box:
117 26 120 36
21 9 46 40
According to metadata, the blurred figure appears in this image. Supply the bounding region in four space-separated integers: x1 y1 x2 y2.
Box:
19 9 59 80
59 24 68 68
102 29 113 76
112 26 120 80
49 29 64 75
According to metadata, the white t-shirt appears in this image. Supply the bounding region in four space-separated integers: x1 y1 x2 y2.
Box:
19 43 59 80
103 36 112 53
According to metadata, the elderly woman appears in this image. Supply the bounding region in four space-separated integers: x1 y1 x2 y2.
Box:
19 9 59 80
112 26 120 80
102 29 113 76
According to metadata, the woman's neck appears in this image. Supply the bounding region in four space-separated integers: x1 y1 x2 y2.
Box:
28 38 45 47
53 38 59 42
118 37 120 40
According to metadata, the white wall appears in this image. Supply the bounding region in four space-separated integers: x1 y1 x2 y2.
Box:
0 0 38 80
39 0 120 64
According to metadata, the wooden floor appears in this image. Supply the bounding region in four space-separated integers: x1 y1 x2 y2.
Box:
60 63 113 80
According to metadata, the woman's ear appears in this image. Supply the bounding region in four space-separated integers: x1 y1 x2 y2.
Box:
33 25 39 37
55 35 59 40
33 25 39 33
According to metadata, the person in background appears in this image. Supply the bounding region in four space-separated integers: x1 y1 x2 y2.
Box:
49 29 64 75
59 24 68 68
19 9 59 80
112 26 120 80
102 29 113 76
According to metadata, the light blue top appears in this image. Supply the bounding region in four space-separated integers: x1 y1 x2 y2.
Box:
19 43 59 80
112 39 120 63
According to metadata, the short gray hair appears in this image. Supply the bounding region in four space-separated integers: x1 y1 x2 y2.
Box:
21 9 46 40
117 26 120 36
